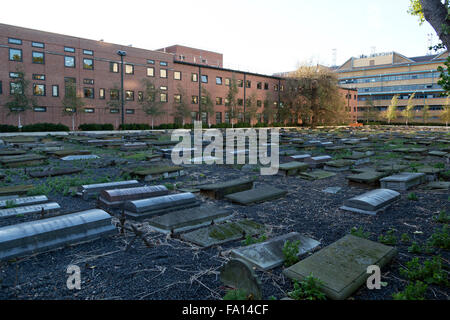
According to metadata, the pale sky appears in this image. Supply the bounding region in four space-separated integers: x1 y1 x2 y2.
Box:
0 0 439 75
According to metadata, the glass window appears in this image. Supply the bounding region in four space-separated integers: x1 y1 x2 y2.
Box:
83 58 94 70
192 96 198 104
65 56 75 68
160 69 167 78
110 62 119 73
99 88 105 100
83 87 94 99
191 73 198 82
110 89 119 100
216 77 222 85
138 91 144 102
174 71 182 80
215 112 222 124
174 94 181 103
52 85 59 97
147 59 155 64
225 78 231 86
125 64 134 74
32 74 45 80
0 81 2 95
125 90 134 101
126 109 134 114
238 80 243 87
147 67 154 77
160 61 168 66
83 49 93 55
64 47 75 53
83 79 94 85
33 106 47 112
201 75 208 83
10 82 23 94
9 48 22 61
33 84 46 96
264 83 269 90
160 86 168 91
274 84 279 91
9 72 21 78
32 51 45 64
160 93 168 102
257 82 262 89
8 38 22 45
246 80 251 88
110 108 120 113
215 97 222 105
84 108 95 113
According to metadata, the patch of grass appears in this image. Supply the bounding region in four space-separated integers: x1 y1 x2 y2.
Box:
242 234 267 246
433 211 449 224
407 193 418 201
288 274 326 300
4 200 17 209
378 229 397 245
350 226 371 239
283 240 301 267
399 256 448 286
401 233 411 243
392 281 428 300
427 225 449 250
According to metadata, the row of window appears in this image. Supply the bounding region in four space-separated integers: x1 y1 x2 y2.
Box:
358 83 442 94
359 105 444 111
358 93 443 101
339 71 442 84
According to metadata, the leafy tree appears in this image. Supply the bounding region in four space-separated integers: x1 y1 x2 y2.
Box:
225 74 239 128
385 95 399 124
244 92 258 125
363 96 376 124
441 96 450 126
62 81 85 130
403 92 416 126
262 93 276 124
201 86 214 127
172 84 191 125
140 79 164 129
422 104 430 123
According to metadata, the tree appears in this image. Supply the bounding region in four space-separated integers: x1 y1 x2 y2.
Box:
422 104 430 123
62 80 85 131
262 93 277 124
363 96 376 124
402 92 416 126
441 96 450 126
201 86 214 127
172 85 191 126
140 79 164 129
385 95 399 124
225 75 239 128
5 67 35 128
244 92 258 125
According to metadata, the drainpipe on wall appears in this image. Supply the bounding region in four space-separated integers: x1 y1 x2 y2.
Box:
243 73 246 124
198 66 202 123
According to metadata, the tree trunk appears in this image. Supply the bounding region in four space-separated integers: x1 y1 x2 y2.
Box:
18 114 22 128
420 0 450 49
151 118 154 130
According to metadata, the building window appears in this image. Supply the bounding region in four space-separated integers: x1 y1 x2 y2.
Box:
64 107 75 113
83 87 94 99
191 73 198 82
110 108 120 113
9 72 21 78
274 84 279 91
84 108 95 113
125 64 134 74
147 59 155 64
216 112 222 124
224 98 230 106
10 82 23 94
174 94 181 103
9 48 22 61
8 38 22 45
224 112 230 124
33 84 46 96
138 91 144 102
280 85 284 92
52 85 59 97
126 109 134 114
65 56 75 68
83 49 93 55
147 67 154 77
264 83 269 90
201 75 208 83
238 80 243 87
174 71 182 80
257 100 262 107
32 74 45 81
99 88 105 100
64 47 75 53
110 89 119 100
32 41 44 48
33 106 47 112
225 78 231 86
83 79 94 85
160 61 168 66
125 90 134 101
160 69 167 78
246 80 251 88
216 77 222 85
110 62 119 73
32 51 45 64
160 93 168 102
192 95 198 104
257 82 262 89
160 86 168 91
237 98 243 106
83 58 94 70
215 97 223 105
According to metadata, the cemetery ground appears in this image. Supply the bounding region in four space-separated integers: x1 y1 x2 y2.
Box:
0 127 449 300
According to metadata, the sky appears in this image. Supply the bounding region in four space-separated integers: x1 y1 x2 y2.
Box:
0 0 440 75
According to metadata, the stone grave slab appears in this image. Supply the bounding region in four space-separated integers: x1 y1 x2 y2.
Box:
305 155 333 168
376 164 408 174
0 209 116 260
180 219 265 247
0 154 47 168
0 202 60 219
428 150 448 157
224 185 287 205
199 178 254 200
324 159 355 172
119 142 148 151
283 234 397 300
28 168 83 178
417 167 443 181
0 195 48 209
129 166 184 181
145 154 163 162
0 195 19 201
426 181 450 190
53 150 91 158
288 154 311 162
77 180 140 200
279 162 309 176
346 171 388 186
61 155 100 161
98 185 169 209
231 232 320 271
300 170 336 180
340 188 401 215
147 204 232 233
220 259 262 300
380 172 426 191
0 185 34 197
0 150 27 156
124 192 199 220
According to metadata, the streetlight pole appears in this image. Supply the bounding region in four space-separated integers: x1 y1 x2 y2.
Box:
117 50 127 128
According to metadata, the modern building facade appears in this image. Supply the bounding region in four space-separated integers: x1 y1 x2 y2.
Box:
335 51 448 123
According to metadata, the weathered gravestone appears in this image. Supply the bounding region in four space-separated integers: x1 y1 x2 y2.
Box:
0 209 116 260
283 234 397 300
324 159 355 172
181 220 265 247
426 181 450 190
0 195 48 209
0 154 47 168
278 162 309 176
220 259 262 300
124 192 199 220
305 155 333 168
346 171 388 186
28 168 83 178
322 187 342 194
147 205 232 233
224 185 287 205
380 172 426 191
0 202 60 219
288 154 311 162
77 180 140 200
231 232 320 271
0 185 34 197
127 166 185 181
98 185 169 209
53 150 91 158
61 155 100 161
340 189 401 215
416 167 443 181
300 170 336 181
199 178 254 200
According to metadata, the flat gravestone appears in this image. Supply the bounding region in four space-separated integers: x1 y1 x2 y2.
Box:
147 205 232 233
199 178 254 200
340 189 401 215
77 180 140 200
98 185 169 209
300 170 336 180
324 159 355 172
322 187 342 194
61 155 100 161
53 150 91 158
181 220 265 247
28 168 83 178
224 186 287 205
0 185 34 197
283 234 397 300
124 192 199 220
0 202 60 219
428 150 448 157
279 162 309 176
0 195 48 209
376 164 408 174
130 166 184 181
347 171 387 186
380 172 426 191
0 154 47 168
288 154 311 162
231 232 320 271
305 155 333 168
220 259 262 300
426 181 450 190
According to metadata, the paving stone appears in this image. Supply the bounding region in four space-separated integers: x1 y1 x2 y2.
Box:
147 205 232 233
380 172 426 191
283 234 397 300
0 195 48 209
231 232 320 271
199 178 254 200
124 192 199 220
220 259 262 300
300 170 336 180
224 185 287 205
279 162 309 176
28 168 83 178
181 219 265 247
77 180 140 200
0 209 116 260
98 185 169 209
0 202 60 219
340 189 401 215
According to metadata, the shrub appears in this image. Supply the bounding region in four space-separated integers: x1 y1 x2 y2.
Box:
21 123 69 132
78 123 114 131
392 281 428 300
399 256 448 286
223 289 249 300
378 229 397 245
433 211 449 224
350 226 371 239
282 240 301 267
288 275 326 300
119 123 151 130
427 225 449 250
0 124 19 132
